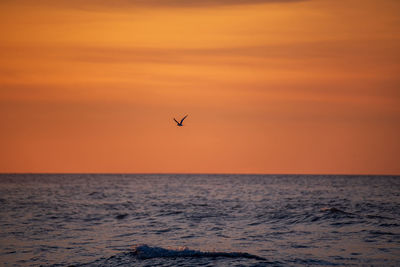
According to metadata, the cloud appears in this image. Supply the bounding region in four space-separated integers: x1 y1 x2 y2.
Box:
3 0 307 9
105 0 306 8
59 39 399 66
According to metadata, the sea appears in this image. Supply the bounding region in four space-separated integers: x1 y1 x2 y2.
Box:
0 174 399 266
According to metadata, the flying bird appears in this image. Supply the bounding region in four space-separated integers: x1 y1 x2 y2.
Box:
174 115 188 127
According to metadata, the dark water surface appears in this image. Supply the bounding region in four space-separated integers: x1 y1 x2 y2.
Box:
0 174 399 266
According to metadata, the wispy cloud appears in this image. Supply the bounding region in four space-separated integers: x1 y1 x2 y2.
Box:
97 0 306 8
48 40 399 68
3 0 307 9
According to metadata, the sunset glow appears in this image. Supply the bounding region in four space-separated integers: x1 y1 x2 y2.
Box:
1 0 399 174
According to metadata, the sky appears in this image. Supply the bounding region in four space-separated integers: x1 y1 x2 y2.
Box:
0 0 399 174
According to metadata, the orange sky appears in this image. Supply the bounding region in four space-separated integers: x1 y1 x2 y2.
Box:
1 0 399 174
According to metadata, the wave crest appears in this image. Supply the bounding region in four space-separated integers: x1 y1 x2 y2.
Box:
131 244 265 260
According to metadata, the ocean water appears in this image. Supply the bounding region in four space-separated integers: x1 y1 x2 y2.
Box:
0 174 399 266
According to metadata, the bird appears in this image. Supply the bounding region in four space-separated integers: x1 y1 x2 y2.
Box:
174 115 188 127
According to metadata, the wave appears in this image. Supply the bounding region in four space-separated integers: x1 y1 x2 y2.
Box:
131 244 266 260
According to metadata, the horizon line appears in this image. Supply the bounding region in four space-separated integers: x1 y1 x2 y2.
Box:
0 172 398 176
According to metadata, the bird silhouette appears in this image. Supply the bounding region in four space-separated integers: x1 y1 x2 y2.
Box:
174 115 188 127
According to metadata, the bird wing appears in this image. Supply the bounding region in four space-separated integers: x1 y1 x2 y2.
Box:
173 118 179 124
180 115 188 124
